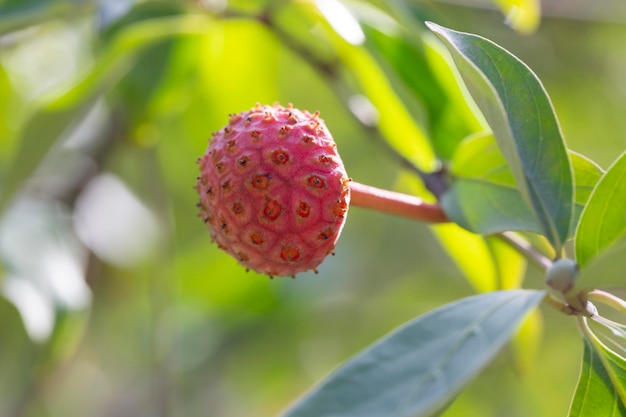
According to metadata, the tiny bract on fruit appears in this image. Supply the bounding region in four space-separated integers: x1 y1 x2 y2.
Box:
196 103 351 277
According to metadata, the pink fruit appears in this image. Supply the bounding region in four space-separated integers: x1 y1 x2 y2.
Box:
196 103 351 277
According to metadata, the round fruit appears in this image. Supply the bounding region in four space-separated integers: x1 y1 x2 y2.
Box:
196 103 350 277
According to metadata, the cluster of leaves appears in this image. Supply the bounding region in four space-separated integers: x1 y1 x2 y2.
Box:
281 14 626 415
0 0 625 416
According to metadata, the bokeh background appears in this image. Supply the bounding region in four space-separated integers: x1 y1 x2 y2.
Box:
0 0 625 416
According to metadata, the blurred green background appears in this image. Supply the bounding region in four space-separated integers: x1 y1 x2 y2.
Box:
0 0 625 416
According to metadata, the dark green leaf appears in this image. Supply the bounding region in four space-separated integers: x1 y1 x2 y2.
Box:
441 133 542 235
427 22 573 252
570 318 626 417
282 290 545 417
0 0 93 35
569 338 626 417
442 180 542 235
576 150 626 267
442 134 602 238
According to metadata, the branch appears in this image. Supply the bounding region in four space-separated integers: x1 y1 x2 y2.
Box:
350 181 449 223
497 231 552 272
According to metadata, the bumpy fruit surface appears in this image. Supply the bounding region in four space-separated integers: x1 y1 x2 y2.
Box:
196 103 350 277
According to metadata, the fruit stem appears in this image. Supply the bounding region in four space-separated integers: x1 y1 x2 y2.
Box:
349 181 449 223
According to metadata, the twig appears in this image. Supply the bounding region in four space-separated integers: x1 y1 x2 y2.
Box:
350 181 448 223
497 231 552 272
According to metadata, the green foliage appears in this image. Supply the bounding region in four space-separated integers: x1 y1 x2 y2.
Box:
443 132 543 235
443 134 603 238
575 151 626 267
570 317 626 416
283 290 545 417
569 338 626 417
1 1 626 417
429 22 573 253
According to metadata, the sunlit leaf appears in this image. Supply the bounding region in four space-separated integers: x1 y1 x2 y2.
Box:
492 0 541 34
344 47 437 171
431 224 527 293
576 150 626 267
486 235 527 289
304 3 436 172
0 64 18 165
570 152 604 235
357 5 483 160
432 223 498 292
428 22 573 252
577 239 626 289
315 0 365 46
511 308 542 374
282 290 545 417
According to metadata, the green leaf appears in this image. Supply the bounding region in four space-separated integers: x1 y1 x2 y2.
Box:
357 6 483 160
427 22 573 252
486 234 527 290
282 290 545 417
491 0 541 34
442 133 542 235
577 239 626 289
0 63 18 161
511 308 542 374
0 0 93 35
591 337 626 405
443 134 598 239
570 152 604 235
571 317 626 417
306 3 436 172
442 181 542 235
344 45 437 172
576 150 626 267
398 172 526 293
433 224 525 293
432 223 499 292
569 338 626 416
